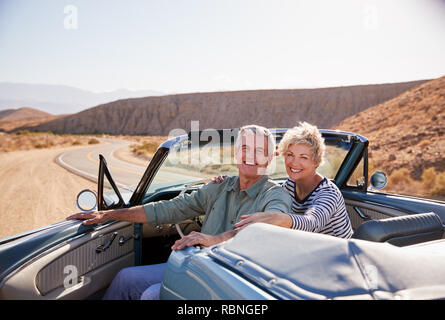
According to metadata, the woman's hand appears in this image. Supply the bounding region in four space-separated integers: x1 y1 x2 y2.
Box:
234 212 293 232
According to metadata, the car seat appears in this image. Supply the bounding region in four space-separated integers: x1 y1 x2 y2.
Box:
351 212 444 246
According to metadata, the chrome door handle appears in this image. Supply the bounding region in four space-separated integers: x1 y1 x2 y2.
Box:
118 235 133 246
96 232 117 253
354 207 370 220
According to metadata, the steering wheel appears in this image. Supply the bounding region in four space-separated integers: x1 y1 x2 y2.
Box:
175 179 211 238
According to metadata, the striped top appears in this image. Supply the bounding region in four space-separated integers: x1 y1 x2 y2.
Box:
282 177 353 239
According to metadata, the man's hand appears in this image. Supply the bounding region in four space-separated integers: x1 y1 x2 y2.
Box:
66 211 110 225
209 175 228 184
171 231 229 250
66 206 147 225
234 211 292 232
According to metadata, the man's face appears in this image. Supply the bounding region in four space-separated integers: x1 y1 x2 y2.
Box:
235 132 271 179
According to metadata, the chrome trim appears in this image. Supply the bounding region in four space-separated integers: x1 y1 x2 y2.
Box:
354 206 369 220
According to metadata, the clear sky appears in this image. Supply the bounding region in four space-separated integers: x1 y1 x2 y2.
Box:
1 0 444 93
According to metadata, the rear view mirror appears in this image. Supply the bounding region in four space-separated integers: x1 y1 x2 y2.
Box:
76 189 97 212
370 171 388 190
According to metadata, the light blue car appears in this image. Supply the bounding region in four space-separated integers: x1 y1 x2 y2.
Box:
1 129 444 300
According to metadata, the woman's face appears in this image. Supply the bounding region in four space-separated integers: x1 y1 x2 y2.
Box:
284 143 318 182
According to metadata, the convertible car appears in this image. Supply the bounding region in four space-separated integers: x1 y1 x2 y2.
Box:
1 128 444 300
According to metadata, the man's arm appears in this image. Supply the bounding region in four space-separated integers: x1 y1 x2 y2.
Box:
67 183 216 226
144 183 214 226
66 205 147 225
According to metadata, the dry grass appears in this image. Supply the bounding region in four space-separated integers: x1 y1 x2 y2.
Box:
127 136 167 160
383 166 445 200
0 130 102 152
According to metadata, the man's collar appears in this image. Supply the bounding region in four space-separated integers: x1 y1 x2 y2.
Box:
225 175 269 198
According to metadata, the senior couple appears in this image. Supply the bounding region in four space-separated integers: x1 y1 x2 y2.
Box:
67 122 353 300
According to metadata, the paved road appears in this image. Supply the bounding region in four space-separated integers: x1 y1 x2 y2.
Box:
56 138 206 191
56 138 146 188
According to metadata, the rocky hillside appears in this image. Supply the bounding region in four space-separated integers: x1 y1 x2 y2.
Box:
0 107 64 132
24 80 426 135
333 76 445 181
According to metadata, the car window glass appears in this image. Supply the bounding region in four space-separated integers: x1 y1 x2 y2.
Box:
347 157 365 188
102 169 120 207
144 132 354 197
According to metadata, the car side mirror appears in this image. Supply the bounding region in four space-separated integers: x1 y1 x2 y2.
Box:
76 189 97 212
369 171 388 190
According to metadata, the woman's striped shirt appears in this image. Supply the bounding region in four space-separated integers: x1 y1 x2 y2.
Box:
282 177 353 239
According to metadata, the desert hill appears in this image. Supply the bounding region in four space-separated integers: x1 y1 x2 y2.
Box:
333 76 445 181
0 82 164 115
0 107 65 132
24 80 427 136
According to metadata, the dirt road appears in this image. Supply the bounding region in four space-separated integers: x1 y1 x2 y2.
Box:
0 146 97 239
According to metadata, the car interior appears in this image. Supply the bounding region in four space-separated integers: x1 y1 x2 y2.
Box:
1 181 444 300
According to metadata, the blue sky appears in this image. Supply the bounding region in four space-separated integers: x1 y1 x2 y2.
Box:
1 0 444 93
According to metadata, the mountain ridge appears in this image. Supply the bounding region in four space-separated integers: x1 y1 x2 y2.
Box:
0 107 64 132
0 82 165 115
23 79 428 136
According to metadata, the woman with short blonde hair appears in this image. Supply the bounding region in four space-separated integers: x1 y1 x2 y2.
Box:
277 121 325 166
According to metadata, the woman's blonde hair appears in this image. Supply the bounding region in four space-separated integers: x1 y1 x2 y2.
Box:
278 122 325 166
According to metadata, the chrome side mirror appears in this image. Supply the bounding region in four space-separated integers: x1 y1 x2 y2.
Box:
369 171 388 190
76 189 97 212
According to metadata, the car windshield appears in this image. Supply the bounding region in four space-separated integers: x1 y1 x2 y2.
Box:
144 130 353 196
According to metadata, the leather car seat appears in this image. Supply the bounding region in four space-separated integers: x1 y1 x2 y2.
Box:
351 212 444 247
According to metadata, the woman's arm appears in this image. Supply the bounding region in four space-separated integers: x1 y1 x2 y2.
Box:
234 211 293 231
287 190 339 232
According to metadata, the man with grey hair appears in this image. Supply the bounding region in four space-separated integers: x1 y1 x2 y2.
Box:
67 124 291 300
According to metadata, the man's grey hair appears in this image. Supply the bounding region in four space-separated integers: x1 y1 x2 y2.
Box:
235 124 276 158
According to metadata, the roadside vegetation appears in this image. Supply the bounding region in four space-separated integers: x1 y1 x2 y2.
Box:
128 136 167 160
0 130 102 152
371 163 445 200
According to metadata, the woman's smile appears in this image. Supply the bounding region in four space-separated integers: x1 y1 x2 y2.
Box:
284 143 318 182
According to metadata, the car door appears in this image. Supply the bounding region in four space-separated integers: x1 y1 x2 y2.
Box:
0 152 165 300
336 139 445 231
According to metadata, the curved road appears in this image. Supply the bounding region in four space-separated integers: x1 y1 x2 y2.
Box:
56 138 206 191
56 138 146 189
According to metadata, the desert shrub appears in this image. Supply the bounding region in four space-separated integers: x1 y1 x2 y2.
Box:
71 140 81 146
388 168 412 185
15 130 32 136
15 130 54 137
431 172 445 196
422 167 437 190
131 141 160 157
88 138 100 145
